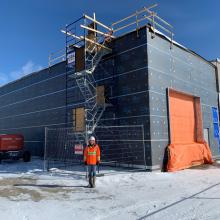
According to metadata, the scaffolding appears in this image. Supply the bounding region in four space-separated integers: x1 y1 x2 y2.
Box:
60 13 114 144
48 4 174 144
48 4 174 66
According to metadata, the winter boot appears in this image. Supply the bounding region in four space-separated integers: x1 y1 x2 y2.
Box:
88 176 92 188
92 176 96 188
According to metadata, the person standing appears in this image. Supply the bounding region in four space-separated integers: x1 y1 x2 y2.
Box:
83 136 100 188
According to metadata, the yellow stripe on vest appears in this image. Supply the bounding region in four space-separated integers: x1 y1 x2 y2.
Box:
88 151 97 155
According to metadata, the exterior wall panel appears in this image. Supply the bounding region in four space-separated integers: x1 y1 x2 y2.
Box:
147 28 219 170
0 62 66 156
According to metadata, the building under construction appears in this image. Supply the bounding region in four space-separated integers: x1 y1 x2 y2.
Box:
0 5 219 171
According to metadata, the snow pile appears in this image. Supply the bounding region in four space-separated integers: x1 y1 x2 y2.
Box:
0 159 220 220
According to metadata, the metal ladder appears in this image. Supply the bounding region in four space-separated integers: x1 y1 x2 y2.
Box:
75 38 111 135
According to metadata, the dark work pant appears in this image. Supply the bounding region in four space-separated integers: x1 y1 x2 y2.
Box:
88 165 97 177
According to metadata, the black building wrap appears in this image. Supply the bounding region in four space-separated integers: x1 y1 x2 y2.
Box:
0 26 218 170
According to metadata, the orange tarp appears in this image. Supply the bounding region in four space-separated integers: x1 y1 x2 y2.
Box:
167 89 213 172
167 143 213 172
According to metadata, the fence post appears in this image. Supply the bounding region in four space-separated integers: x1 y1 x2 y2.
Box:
43 127 48 172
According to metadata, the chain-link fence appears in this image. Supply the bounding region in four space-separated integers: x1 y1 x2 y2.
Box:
44 125 146 175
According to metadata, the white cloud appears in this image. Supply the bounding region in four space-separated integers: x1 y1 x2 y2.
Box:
0 61 43 87
10 61 43 80
0 75 8 86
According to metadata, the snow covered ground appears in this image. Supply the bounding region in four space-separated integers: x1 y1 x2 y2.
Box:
0 159 220 220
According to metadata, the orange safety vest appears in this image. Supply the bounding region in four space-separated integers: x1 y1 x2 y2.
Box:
84 144 100 165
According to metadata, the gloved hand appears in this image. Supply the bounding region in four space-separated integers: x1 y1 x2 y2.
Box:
84 161 87 166
96 161 100 165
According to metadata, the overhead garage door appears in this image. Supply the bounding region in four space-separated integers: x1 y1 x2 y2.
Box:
167 89 213 171
169 91 196 144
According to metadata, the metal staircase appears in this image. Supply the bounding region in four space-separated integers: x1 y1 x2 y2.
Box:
86 44 110 74
75 38 112 134
62 14 114 141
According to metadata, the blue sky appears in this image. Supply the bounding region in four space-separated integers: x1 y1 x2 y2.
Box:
0 0 219 85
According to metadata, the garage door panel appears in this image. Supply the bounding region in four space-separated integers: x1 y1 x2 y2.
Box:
167 89 213 171
169 90 196 144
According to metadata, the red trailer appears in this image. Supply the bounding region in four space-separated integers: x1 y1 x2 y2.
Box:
0 134 31 162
